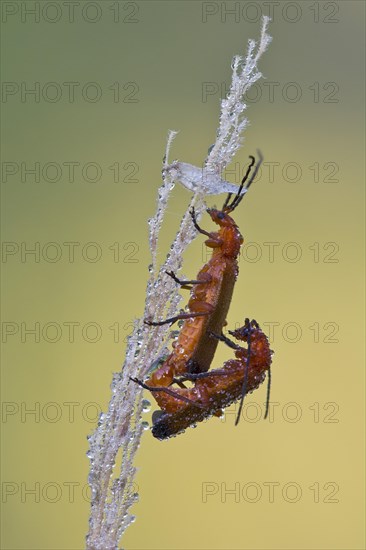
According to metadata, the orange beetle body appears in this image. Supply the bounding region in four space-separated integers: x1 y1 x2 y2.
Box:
151 320 273 439
146 208 244 412
130 153 271 439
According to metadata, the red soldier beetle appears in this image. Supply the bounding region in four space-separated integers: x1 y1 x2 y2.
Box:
139 152 262 392
134 318 273 440
130 151 272 437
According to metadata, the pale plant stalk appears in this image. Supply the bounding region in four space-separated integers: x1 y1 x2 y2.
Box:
86 17 271 550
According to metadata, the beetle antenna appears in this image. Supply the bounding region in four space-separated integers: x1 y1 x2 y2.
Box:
225 150 263 212
235 321 252 426
264 367 271 419
223 155 255 211
222 191 233 211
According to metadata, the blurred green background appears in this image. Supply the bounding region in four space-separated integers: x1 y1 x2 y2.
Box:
1 1 365 549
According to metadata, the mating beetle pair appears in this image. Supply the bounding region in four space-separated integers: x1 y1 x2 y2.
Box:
131 152 273 439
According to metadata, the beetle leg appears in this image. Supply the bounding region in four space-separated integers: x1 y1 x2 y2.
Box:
173 369 230 382
208 330 241 350
144 310 211 326
129 377 205 408
189 207 212 237
165 270 212 290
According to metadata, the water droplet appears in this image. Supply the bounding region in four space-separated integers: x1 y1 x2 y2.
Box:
142 399 151 412
141 421 150 431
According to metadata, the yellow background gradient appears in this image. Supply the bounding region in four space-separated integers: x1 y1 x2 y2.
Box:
1 1 364 549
